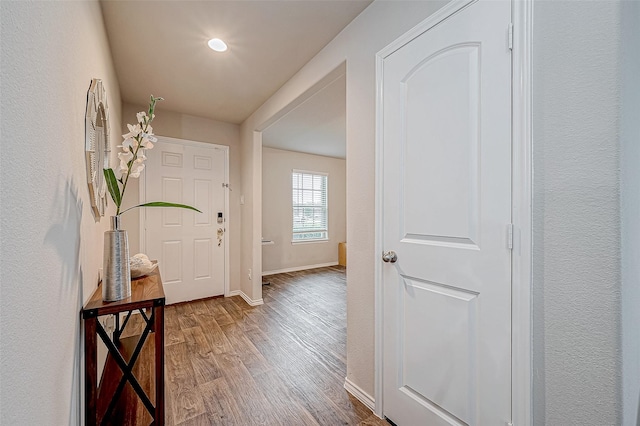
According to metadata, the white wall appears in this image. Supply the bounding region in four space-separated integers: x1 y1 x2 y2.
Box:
0 1 121 424
240 125 266 303
262 148 346 273
120 103 242 292
240 0 448 397
243 0 634 418
621 1 640 424
532 1 626 424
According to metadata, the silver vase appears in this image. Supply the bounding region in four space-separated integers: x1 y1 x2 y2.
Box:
103 215 131 301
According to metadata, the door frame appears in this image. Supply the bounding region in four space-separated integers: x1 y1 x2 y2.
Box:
373 0 533 424
139 135 231 297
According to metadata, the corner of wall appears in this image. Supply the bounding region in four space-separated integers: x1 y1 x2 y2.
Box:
620 1 640 424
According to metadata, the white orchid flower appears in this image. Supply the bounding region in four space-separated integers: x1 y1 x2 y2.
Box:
121 137 138 152
118 151 133 164
103 96 191 217
129 123 142 134
118 149 134 173
122 123 142 140
129 162 145 178
139 137 155 150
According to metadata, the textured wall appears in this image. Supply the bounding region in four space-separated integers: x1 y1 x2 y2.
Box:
120 103 242 293
0 1 121 423
532 1 623 424
620 1 640 424
262 147 346 273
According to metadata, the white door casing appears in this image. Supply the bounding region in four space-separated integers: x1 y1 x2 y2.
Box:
379 1 512 425
141 137 228 305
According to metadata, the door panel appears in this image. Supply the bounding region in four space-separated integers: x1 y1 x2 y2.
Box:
161 240 182 284
382 1 512 425
194 179 212 226
401 278 478 424
162 177 183 226
403 44 480 245
194 238 212 279
144 138 227 304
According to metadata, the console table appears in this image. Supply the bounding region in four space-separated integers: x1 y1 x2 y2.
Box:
82 269 165 425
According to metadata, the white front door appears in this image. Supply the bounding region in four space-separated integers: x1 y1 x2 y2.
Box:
143 137 227 304
380 1 512 425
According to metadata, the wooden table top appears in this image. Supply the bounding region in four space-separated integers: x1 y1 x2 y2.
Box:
82 268 165 318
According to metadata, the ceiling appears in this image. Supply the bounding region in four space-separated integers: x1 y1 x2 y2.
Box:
100 0 371 125
262 73 346 159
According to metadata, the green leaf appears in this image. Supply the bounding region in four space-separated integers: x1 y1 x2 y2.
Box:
120 202 202 215
138 202 201 212
103 168 121 207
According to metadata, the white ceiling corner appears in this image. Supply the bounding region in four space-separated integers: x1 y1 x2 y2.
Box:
262 73 346 159
100 0 371 125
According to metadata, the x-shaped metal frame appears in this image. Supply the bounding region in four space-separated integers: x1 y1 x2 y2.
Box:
96 309 156 424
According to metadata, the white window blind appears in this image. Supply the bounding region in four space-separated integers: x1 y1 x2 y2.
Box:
292 170 328 241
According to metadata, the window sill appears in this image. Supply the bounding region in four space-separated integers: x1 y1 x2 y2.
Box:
291 239 329 245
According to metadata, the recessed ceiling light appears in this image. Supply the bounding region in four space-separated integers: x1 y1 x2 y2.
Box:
207 38 228 52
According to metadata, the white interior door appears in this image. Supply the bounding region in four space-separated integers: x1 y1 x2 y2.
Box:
381 1 512 425
143 137 227 304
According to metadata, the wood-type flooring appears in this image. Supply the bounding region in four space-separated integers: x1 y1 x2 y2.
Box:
123 266 388 425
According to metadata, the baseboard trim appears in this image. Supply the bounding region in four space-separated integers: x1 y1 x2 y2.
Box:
231 290 264 306
344 377 376 414
263 261 339 276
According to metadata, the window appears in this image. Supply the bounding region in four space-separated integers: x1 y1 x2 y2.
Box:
292 170 328 242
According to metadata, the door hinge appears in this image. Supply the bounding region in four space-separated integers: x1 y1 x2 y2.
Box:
222 183 229 188
508 23 514 50
507 223 514 250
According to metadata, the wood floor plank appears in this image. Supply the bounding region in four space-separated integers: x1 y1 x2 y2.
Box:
189 299 212 316
158 266 387 426
220 321 272 377
274 369 353 426
259 301 346 377
174 413 211 426
359 414 391 426
165 342 206 424
251 369 321 426
182 326 212 355
203 299 235 327
182 327 223 385
174 303 199 330
165 306 186 346
167 375 206 424
215 353 282 426
196 377 243 426
217 297 246 322
193 310 235 355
